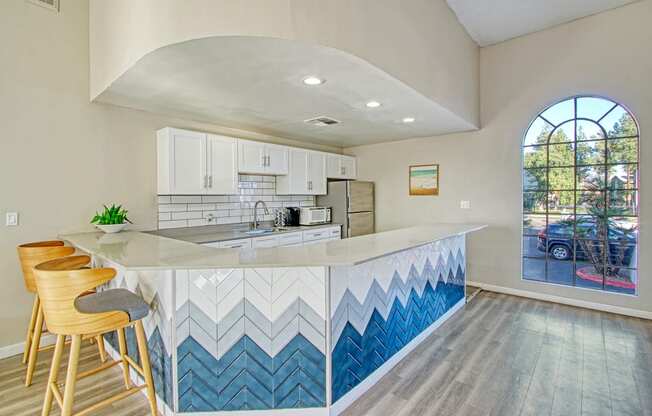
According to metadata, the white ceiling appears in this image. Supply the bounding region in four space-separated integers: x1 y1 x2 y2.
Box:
97 37 475 147
447 0 639 46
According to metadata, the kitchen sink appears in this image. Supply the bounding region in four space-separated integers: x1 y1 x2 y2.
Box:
244 229 274 235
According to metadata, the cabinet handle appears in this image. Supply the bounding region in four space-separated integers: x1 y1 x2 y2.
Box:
261 155 266 167
341 166 345 175
209 175 213 188
266 155 270 167
204 175 208 188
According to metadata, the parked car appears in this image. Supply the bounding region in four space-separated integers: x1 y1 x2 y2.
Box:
537 218 637 264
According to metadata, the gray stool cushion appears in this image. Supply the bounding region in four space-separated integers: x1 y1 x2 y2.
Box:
75 289 150 322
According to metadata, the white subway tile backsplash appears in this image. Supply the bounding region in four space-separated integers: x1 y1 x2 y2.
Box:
189 203 216 211
159 204 188 213
172 211 204 220
159 220 189 229
202 195 229 203
157 174 315 229
171 196 202 204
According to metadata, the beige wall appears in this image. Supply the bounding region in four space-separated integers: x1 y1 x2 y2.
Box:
0 0 340 349
89 0 479 127
348 1 652 313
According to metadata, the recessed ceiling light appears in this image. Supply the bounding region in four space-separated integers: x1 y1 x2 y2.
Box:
402 117 416 123
303 76 324 86
366 101 381 108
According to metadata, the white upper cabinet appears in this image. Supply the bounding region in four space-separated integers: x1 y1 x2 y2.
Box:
276 149 326 195
206 134 238 194
326 154 357 179
238 140 288 175
157 128 237 195
308 151 327 194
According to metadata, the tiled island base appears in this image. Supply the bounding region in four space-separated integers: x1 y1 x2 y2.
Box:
92 233 466 415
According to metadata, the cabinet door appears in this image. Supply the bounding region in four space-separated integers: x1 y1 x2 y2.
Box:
277 232 302 246
171 129 207 194
288 149 309 194
265 144 289 175
238 140 266 174
340 155 357 179
207 134 238 194
326 154 342 179
307 152 326 195
253 235 279 248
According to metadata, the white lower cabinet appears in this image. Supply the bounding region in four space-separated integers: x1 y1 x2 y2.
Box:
252 235 280 248
217 238 253 249
202 226 341 250
277 232 303 246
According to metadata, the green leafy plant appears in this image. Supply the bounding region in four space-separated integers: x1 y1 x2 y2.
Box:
91 204 132 225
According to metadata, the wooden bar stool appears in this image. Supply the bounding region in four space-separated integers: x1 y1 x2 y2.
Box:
34 255 158 416
17 241 107 386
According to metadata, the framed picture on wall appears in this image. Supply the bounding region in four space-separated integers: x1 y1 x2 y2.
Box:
409 164 439 196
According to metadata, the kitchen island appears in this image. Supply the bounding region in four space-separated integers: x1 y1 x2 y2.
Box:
61 223 486 416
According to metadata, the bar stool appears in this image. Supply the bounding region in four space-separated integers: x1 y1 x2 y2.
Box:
17 240 107 386
34 255 158 416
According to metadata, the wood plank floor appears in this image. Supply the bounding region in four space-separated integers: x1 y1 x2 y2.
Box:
0 341 151 416
1 291 650 416
343 291 652 416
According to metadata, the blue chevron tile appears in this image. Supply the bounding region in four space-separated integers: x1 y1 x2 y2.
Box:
331 261 465 403
177 333 325 412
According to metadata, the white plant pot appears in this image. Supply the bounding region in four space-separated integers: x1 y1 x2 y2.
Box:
96 223 128 234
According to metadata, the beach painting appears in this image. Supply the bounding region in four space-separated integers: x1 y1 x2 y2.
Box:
409 164 439 196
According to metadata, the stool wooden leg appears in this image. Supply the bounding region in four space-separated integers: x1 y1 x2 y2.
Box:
117 328 131 389
95 335 107 363
25 303 44 386
61 334 81 416
23 295 40 365
41 335 65 416
134 321 158 416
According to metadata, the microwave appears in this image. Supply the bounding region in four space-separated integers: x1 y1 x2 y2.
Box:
299 207 332 225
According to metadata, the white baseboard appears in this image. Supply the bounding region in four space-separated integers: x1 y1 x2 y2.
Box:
0 333 57 360
329 298 466 416
467 280 652 320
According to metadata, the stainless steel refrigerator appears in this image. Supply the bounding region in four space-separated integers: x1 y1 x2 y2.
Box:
317 181 374 238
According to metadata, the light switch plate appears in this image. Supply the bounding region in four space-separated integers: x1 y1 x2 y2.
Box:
460 200 471 209
6 212 18 226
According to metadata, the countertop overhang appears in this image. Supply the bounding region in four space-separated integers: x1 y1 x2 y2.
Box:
60 223 487 270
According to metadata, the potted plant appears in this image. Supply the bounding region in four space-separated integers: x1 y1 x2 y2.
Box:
91 204 132 233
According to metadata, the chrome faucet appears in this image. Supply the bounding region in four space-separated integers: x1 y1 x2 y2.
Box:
253 200 269 229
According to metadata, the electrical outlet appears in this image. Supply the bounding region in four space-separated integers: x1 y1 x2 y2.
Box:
6 212 18 226
460 200 471 209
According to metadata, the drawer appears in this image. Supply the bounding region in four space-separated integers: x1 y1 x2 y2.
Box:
326 226 341 239
218 238 253 249
253 235 279 248
277 232 303 246
302 229 329 242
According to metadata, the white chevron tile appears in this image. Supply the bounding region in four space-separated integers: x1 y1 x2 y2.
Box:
216 270 244 303
189 280 217 324
271 316 300 357
299 316 326 355
244 269 272 302
217 301 244 337
217 316 245 359
217 278 244 323
176 317 189 348
190 319 218 358
244 317 273 356
244 280 272 319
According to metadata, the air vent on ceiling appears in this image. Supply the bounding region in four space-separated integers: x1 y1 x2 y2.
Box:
27 0 59 12
304 116 341 126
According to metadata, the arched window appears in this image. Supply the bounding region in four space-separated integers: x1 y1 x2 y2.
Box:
522 96 639 295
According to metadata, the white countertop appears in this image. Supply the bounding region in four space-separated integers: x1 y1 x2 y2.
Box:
60 223 487 270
